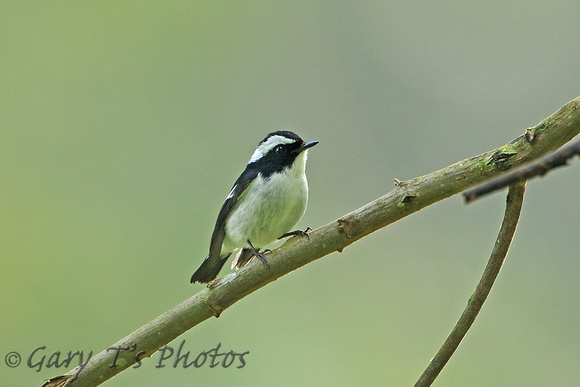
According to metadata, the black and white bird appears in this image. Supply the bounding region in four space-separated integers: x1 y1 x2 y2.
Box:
190 131 318 284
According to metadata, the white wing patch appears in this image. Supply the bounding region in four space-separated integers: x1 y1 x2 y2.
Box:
226 185 236 199
248 135 296 164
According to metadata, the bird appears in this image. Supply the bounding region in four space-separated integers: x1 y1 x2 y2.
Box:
190 130 318 284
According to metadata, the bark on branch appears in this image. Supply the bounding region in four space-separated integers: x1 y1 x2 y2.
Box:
44 97 580 386
463 139 580 202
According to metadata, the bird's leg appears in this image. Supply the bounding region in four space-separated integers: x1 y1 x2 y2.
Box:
247 240 270 268
278 227 312 241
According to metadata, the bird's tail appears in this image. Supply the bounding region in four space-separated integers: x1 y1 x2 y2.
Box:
190 254 230 284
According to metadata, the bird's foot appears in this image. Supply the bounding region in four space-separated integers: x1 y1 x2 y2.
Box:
247 240 270 268
278 227 312 241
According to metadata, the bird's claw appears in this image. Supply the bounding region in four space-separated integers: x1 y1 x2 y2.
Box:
247 240 270 268
278 227 312 241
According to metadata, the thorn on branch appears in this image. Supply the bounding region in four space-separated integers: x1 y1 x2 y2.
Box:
525 128 536 142
337 218 353 238
394 178 408 187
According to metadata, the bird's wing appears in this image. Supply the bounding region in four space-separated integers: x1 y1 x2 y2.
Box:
208 167 259 261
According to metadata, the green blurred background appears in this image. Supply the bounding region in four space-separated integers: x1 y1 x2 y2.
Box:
2 2 579 386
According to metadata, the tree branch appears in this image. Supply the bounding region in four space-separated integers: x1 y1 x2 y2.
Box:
44 97 580 386
414 183 526 387
463 139 580 202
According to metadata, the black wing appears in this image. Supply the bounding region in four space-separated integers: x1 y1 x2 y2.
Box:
207 167 259 262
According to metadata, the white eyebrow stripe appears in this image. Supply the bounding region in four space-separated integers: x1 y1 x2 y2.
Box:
248 135 296 163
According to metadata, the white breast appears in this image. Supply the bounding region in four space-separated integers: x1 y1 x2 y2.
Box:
223 152 309 251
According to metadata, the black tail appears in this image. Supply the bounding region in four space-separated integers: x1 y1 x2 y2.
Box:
190 254 230 284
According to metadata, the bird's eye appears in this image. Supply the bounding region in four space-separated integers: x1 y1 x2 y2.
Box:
274 145 287 155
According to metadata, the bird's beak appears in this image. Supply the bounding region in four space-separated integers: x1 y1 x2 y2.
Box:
296 140 319 153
